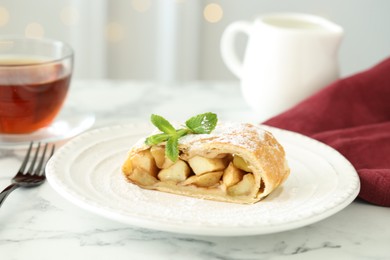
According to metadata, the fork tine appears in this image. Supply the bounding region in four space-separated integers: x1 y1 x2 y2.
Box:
34 143 48 176
49 144 55 157
38 144 55 176
42 144 55 176
18 142 33 173
26 142 41 174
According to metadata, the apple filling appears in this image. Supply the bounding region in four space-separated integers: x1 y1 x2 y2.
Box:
124 145 261 197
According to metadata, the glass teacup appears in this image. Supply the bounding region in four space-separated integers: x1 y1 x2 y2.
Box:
0 37 73 134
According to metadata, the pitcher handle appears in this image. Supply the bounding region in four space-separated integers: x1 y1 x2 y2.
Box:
220 21 251 79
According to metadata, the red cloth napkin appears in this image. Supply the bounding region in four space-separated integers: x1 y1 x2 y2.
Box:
264 57 390 207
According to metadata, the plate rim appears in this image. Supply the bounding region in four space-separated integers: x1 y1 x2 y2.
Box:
46 123 360 236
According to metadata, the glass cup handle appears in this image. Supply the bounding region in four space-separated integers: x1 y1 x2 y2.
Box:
220 21 252 79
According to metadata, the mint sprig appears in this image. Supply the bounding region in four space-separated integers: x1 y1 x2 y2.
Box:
145 112 218 162
185 112 218 134
150 114 176 134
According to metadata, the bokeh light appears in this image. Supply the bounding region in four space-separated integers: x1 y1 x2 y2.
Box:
60 6 80 26
106 22 125 43
131 0 151 13
25 23 45 38
203 3 223 23
0 6 10 27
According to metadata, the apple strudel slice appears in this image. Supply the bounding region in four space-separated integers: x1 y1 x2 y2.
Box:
122 123 290 204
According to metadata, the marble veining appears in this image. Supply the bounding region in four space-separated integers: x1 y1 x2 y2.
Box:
0 80 389 260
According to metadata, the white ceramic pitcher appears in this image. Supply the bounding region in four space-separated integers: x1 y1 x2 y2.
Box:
221 13 343 120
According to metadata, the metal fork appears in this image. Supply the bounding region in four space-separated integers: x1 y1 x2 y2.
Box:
0 142 55 208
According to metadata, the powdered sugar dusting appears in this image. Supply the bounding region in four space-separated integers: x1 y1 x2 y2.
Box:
179 122 266 152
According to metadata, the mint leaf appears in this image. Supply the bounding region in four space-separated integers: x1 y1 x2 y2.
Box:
165 135 179 162
145 133 170 146
150 114 176 134
185 112 217 134
145 112 218 162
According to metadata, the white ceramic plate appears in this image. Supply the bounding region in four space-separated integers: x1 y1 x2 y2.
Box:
46 123 360 236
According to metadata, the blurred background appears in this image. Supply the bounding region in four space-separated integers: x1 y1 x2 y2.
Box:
0 0 389 82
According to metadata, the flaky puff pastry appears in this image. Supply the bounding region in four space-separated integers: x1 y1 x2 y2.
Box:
122 123 290 204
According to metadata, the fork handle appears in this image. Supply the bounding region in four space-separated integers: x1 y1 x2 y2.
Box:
0 184 20 208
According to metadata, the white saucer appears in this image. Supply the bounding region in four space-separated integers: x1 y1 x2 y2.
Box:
0 109 95 149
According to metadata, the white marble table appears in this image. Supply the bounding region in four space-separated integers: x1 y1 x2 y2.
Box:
0 80 389 260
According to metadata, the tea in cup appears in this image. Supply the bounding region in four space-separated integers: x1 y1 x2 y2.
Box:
0 37 73 134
